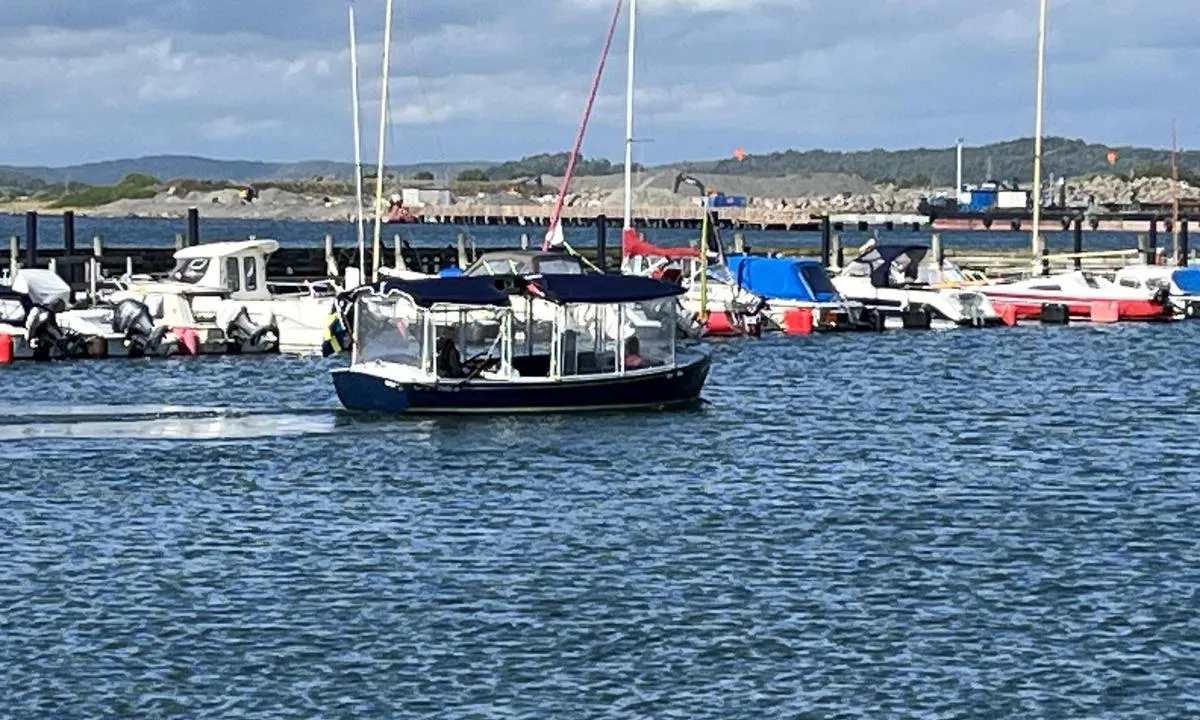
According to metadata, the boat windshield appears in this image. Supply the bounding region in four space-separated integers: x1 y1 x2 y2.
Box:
355 294 426 366
168 257 210 284
538 258 584 275
428 306 507 379
798 264 837 296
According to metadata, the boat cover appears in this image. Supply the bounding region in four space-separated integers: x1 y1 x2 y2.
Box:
1173 268 1200 295
848 245 929 288
11 269 70 310
622 228 700 260
726 255 839 302
365 273 684 307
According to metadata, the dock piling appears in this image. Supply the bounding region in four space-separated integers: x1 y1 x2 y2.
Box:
456 233 468 269
393 234 403 272
1181 220 1190 267
24 211 37 269
819 216 832 268
595 214 607 273
520 233 529 250
186 207 200 246
174 234 185 251
1072 218 1084 270
931 233 943 267
1147 218 1159 265
90 235 102 302
63 210 75 255
733 232 745 255
831 233 842 269
8 235 18 276
324 234 336 278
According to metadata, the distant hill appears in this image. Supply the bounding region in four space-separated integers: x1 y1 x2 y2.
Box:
3 137 1199 190
0 155 494 186
684 137 1200 186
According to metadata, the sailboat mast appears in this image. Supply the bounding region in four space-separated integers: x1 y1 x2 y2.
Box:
622 0 636 231
371 0 396 282
1030 0 1048 271
1172 120 1182 262
349 5 367 280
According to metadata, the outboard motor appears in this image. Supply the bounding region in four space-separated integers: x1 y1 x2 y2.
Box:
222 306 278 353
112 298 169 356
1153 286 1172 313
25 305 65 361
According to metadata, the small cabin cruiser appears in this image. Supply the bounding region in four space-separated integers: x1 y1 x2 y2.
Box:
0 270 95 360
725 254 880 332
833 244 1005 328
1111 265 1200 318
979 270 1173 322
331 273 712 414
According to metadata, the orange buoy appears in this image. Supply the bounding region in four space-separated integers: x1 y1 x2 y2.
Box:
0 333 12 364
782 307 813 335
704 311 735 336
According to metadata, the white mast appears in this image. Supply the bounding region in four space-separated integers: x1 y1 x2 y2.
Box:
1030 0 1048 270
349 5 367 280
955 137 964 197
371 0 396 282
622 0 637 231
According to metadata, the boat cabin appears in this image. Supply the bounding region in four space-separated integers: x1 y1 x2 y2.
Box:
1114 266 1200 296
349 274 684 382
842 245 933 288
462 250 585 278
725 255 840 302
167 239 280 300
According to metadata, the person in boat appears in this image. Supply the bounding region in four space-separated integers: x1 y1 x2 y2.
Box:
624 336 646 369
435 326 465 378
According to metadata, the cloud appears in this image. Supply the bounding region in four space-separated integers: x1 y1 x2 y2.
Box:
0 0 1197 167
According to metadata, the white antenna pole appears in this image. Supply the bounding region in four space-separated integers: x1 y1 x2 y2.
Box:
1030 0 1048 270
349 5 367 281
371 0 396 282
622 0 637 231
955 137 964 196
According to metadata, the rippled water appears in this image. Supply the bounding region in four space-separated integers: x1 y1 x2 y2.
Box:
3 324 1200 717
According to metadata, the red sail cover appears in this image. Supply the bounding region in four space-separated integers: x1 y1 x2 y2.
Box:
622 228 700 260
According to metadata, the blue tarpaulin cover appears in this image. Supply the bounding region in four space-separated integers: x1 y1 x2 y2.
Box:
726 255 840 302
1173 268 1200 294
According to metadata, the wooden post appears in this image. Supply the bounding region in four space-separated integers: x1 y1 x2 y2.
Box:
831 233 842 269
595 214 607 273
393 234 403 272
324 233 336 277
1137 233 1148 265
820 216 832 267
931 233 943 268
733 232 745 255
520 233 529 250
1181 219 1190 267
186 207 200 246
1072 218 1083 270
24 211 37 268
174 234 185 251
125 256 133 278
89 235 102 303
457 232 468 269
8 235 18 276
1147 217 1159 265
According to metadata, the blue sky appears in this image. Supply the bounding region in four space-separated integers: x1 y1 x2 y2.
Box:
0 0 1196 166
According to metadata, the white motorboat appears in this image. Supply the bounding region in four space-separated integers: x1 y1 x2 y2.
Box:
978 268 1174 322
1111 265 1200 319
833 243 1005 329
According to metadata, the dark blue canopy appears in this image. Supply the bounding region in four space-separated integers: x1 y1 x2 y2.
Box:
372 276 514 307
528 273 684 304
356 273 683 307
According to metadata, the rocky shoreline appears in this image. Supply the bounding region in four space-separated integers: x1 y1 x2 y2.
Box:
4 172 1195 222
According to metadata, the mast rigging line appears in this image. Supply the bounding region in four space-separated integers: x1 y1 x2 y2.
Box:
543 0 626 251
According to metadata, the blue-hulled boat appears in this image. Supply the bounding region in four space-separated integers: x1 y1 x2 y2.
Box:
331 273 712 414
725 254 879 331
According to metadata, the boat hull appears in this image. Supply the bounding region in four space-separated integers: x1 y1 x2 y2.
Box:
982 292 1171 321
332 353 713 415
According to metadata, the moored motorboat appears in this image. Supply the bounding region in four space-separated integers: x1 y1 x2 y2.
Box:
833 243 1005 329
979 269 1174 322
331 273 711 414
725 254 881 332
1111 265 1200 319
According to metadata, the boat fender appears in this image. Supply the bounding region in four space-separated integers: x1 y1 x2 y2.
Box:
1039 303 1070 325
1186 301 1200 319
900 303 932 330
0 333 12 364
